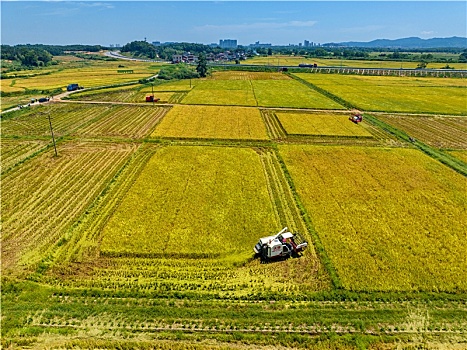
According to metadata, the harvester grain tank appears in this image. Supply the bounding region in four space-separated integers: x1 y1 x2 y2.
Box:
254 227 308 262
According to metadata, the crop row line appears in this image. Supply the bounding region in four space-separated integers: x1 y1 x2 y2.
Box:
260 109 287 139
29 321 465 336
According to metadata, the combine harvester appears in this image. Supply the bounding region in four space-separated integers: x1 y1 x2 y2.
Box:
145 95 160 102
349 111 363 124
253 227 308 263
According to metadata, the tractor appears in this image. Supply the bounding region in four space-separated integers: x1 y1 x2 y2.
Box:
254 227 308 262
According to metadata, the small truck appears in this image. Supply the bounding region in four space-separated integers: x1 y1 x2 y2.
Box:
67 84 83 92
254 227 308 262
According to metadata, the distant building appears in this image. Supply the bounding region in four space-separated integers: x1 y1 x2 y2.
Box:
172 52 198 64
152 41 161 46
304 40 310 47
219 39 238 49
249 41 272 48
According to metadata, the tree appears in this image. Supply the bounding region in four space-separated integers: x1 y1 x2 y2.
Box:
196 53 208 77
459 50 467 63
267 48 273 56
416 61 428 69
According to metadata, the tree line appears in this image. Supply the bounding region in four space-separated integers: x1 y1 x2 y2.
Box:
1 44 103 67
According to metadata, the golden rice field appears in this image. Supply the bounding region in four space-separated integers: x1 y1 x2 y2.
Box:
51 145 328 296
275 111 373 137
3 57 467 349
151 105 268 140
294 73 467 115
100 146 276 258
1 61 158 93
279 145 466 292
210 71 291 80
448 150 467 163
1 103 110 137
73 105 170 138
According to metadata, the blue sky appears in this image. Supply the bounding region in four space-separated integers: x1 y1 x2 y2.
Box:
1 1 466 46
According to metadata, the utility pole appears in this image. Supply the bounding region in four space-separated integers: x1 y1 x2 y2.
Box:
151 82 154 107
46 112 58 156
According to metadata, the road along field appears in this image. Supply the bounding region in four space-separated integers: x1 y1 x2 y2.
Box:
293 73 467 115
180 71 344 109
151 105 269 140
279 145 467 292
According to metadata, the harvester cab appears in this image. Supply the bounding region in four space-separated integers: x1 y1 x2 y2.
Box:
254 227 308 262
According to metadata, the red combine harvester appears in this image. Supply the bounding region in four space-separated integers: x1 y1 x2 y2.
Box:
349 112 363 123
145 95 160 102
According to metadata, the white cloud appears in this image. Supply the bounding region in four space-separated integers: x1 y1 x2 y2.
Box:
421 30 435 35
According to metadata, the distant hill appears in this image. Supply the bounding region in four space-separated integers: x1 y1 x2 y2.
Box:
325 36 467 49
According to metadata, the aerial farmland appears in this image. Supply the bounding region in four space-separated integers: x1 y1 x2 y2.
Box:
1 55 466 350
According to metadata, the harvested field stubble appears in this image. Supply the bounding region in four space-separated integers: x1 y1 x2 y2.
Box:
1 141 139 270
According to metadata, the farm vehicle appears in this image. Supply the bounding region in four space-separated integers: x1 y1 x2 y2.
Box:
254 227 308 262
349 113 363 123
67 83 84 91
145 95 160 102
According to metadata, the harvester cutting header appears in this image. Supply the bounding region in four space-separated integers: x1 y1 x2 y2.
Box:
254 227 308 262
